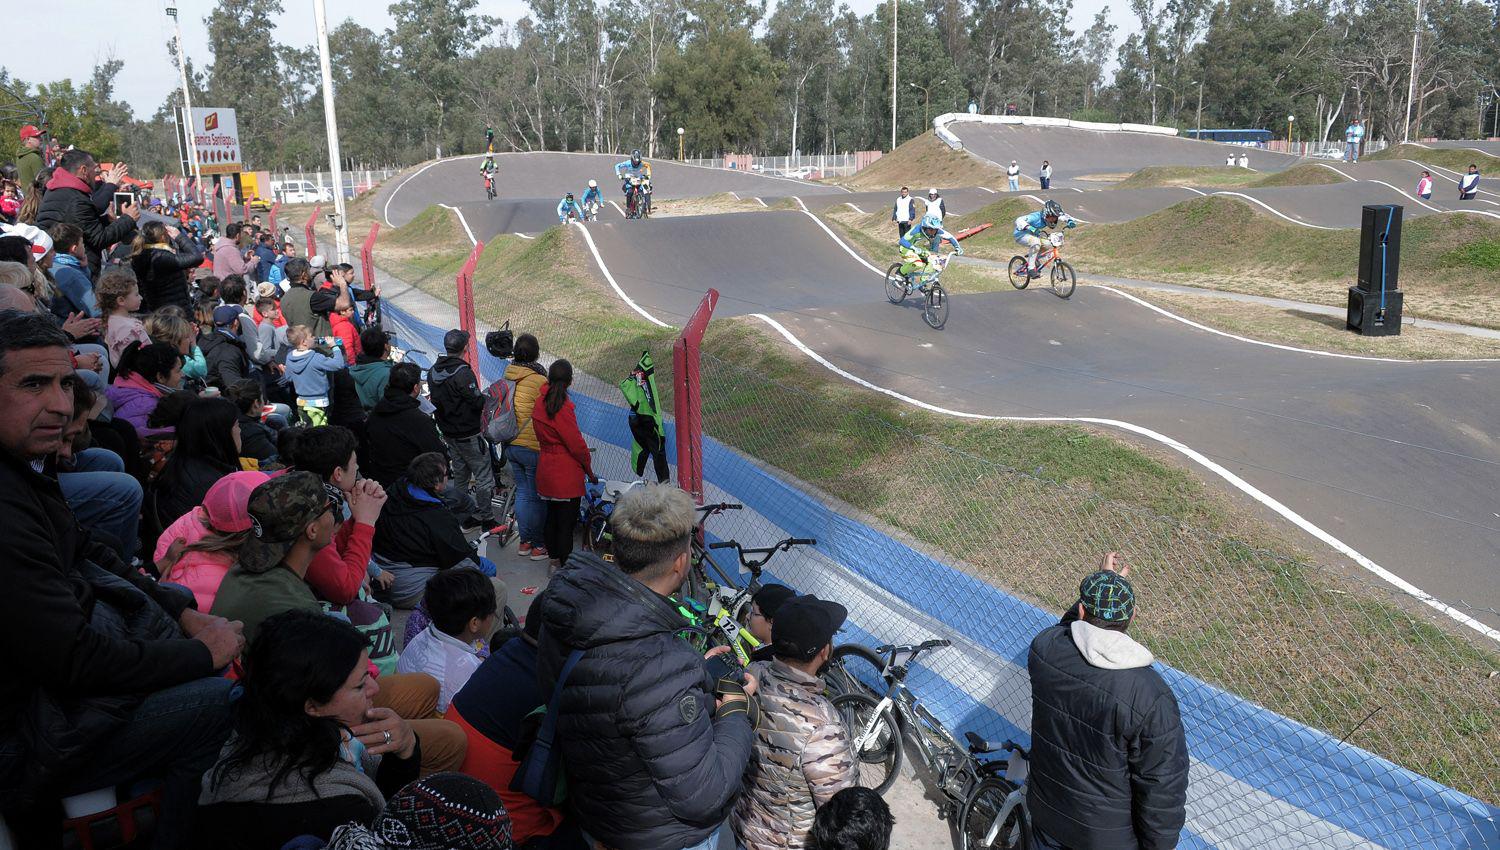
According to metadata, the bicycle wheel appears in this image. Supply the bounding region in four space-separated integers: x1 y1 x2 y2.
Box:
924 283 949 329
884 263 909 304
1007 257 1031 290
960 778 1029 850
1050 261 1077 299
832 693 902 795
824 643 887 698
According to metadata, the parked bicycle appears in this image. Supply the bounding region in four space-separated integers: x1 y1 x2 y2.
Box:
678 535 815 666
1007 232 1075 298
685 501 744 604
829 638 1031 850
885 252 953 329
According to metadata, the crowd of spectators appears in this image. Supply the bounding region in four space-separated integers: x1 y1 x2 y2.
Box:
0 122 1186 850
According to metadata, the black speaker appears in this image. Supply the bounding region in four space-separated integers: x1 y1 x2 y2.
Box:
1356 204 1402 293
1347 286 1403 335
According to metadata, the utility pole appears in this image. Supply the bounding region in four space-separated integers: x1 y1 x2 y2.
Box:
890 0 898 150
166 2 203 205
1402 0 1423 143
1194 79 1204 139
313 0 349 264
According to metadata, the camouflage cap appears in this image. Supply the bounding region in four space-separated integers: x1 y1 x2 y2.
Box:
240 471 333 573
1078 570 1135 622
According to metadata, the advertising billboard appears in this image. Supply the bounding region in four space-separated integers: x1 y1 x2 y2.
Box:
190 107 242 175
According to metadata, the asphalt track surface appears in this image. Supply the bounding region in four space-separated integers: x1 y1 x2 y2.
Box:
1425 140 1500 156
382 144 1500 633
376 151 845 229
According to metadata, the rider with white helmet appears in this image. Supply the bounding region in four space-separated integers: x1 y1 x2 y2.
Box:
1013 199 1076 278
581 178 603 216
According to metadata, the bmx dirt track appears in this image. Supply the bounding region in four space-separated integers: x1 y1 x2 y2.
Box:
379 141 1500 633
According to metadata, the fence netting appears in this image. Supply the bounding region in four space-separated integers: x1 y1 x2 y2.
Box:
377 246 1499 850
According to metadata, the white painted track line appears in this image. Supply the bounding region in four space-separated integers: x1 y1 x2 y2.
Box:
438 203 478 245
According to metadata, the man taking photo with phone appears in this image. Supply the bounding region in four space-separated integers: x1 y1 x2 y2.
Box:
35 149 140 279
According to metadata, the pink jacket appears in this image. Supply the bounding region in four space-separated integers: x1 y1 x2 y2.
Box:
155 506 235 612
211 237 258 277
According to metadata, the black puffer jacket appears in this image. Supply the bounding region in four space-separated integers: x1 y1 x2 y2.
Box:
131 234 204 313
34 181 137 279
362 392 446 486
537 553 754 850
199 330 251 392
369 478 473 571
1027 620 1189 850
428 354 483 439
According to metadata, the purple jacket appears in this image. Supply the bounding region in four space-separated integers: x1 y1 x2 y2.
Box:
106 374 171 439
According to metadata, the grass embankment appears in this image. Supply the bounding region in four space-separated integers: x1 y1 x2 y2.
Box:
833 194 1500 329
375 203 1499 802
651 193 795 217
1369 143 1500 171
838 131 1015 190
1110 163 1346 190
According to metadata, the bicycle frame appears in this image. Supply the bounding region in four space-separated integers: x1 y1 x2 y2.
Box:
854 670 982 803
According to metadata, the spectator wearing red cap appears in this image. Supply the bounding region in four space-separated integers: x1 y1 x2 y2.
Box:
15 125 44 195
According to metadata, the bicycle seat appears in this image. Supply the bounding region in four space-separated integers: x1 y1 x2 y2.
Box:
965 731 998 754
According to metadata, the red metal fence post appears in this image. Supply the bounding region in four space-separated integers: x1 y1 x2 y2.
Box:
268 201 281 240
673 289 719 503
242 201 251 223
305 205 321 257
360 222 381 290
455 242 486 372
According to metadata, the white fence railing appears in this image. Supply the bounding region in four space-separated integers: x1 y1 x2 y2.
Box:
266 167 403 201
680 152 872 178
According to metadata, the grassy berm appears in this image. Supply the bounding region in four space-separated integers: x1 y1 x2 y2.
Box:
836 131 1014 190
1110 163 1346 190
1369 143 1500 172
367 203 1499 804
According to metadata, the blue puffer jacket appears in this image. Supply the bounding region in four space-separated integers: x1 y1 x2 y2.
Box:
537 553 754 850
1027 619 1189 850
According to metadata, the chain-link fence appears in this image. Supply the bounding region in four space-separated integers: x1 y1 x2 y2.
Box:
375 231 1499 849
265 167 403 201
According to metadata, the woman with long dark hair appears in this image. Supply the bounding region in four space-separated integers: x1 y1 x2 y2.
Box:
151 395 244 527
531 359 596 571
106 340 184 439
16 167 49 224
197 610 419 847
131 219 204 313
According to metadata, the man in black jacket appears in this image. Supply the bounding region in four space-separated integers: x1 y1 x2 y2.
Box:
0 310 244 848
200 304 254 391
34 149 140 279
428 329 495 529
363 362 447 486
537 483 757 850
1027 554 1189 850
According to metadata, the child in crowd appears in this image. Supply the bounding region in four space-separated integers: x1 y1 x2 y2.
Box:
329 295 363 358
155 471 270 611
397 568 497 712
284 324 346 425
97 268 150 368
809 787 895 850
145 309 209 387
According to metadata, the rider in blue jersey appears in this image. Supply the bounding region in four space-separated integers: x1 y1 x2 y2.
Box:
581 179 603 208
1013 199 1076 278
557 192 583 223
614 150 652 194
897 213 963 281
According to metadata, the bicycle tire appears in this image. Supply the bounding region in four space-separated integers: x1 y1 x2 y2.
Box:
959 778 1029 850
824 643 887 698
1050 261 1077 299
1007 257 1030 290
832 692 902 794
884 263 909 303
924 283 949 329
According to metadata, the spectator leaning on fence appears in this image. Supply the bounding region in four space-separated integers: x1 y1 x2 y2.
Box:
536 483 757 850
1026 553 1189 850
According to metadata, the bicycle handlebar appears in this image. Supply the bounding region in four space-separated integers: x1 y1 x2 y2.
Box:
872 638 952 669
706 537 817 570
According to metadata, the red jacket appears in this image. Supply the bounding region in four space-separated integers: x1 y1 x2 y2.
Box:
329 311 362 359
305 519 376 606
532 390 593 499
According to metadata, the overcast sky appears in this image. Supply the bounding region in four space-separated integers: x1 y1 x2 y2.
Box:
6 0 1135 118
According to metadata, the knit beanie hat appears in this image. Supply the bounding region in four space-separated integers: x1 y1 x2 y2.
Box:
375 772 513 849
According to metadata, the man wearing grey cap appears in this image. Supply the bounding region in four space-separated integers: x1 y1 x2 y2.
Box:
1026 553 1188 850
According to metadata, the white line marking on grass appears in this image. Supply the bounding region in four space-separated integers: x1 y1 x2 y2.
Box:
746 310 1500 645
1211 192 1338 229
1317 163 1356 180
979 187 997 194
755 197 768 207
794 196 809 212
516 233 535 240
567 221 670 328
438 204 478 245
798 210 885 275
1184 187 1207 196
846 202 867 214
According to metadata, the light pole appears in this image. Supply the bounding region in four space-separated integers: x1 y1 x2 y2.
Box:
677 126 685 161
165 2 203 204
1402 0 1424 143
889 0 898 150
313 0 349 264
1287 113 1296 153
1192 79 1204 139
908 79 944 128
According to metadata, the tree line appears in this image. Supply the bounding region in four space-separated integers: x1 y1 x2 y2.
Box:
3 0 1497 176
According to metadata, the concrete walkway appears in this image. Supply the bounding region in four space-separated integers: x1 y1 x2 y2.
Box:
955 255 1500 340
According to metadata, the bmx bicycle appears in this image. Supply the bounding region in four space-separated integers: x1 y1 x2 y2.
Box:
1007 232 1075 298
683 536 816 665
884 252 953 329
583 198 601 221
483 175 497 201
828 638 1032 850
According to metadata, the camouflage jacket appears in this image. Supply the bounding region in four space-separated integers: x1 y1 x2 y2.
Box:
732 659 860 850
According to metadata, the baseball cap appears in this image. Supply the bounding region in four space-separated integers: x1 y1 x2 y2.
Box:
928 187 938 195
0 223 53 259
752 584 797 620
443 328 470 353
19 125 42 140
308 254 326 271
212 305 241 327
1078 570 1135 623
772 595 848 661
240 471 334 573
202 471 270 533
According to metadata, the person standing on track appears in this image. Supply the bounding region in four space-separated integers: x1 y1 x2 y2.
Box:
1458 164 1481 200
1040 160 1053 190
1344 119 1365 163
1416 171 1433 200
891 186 917 238
923 188 946 222
1006 160 1021 192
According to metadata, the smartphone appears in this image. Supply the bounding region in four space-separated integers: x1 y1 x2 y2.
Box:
113 192 133 216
